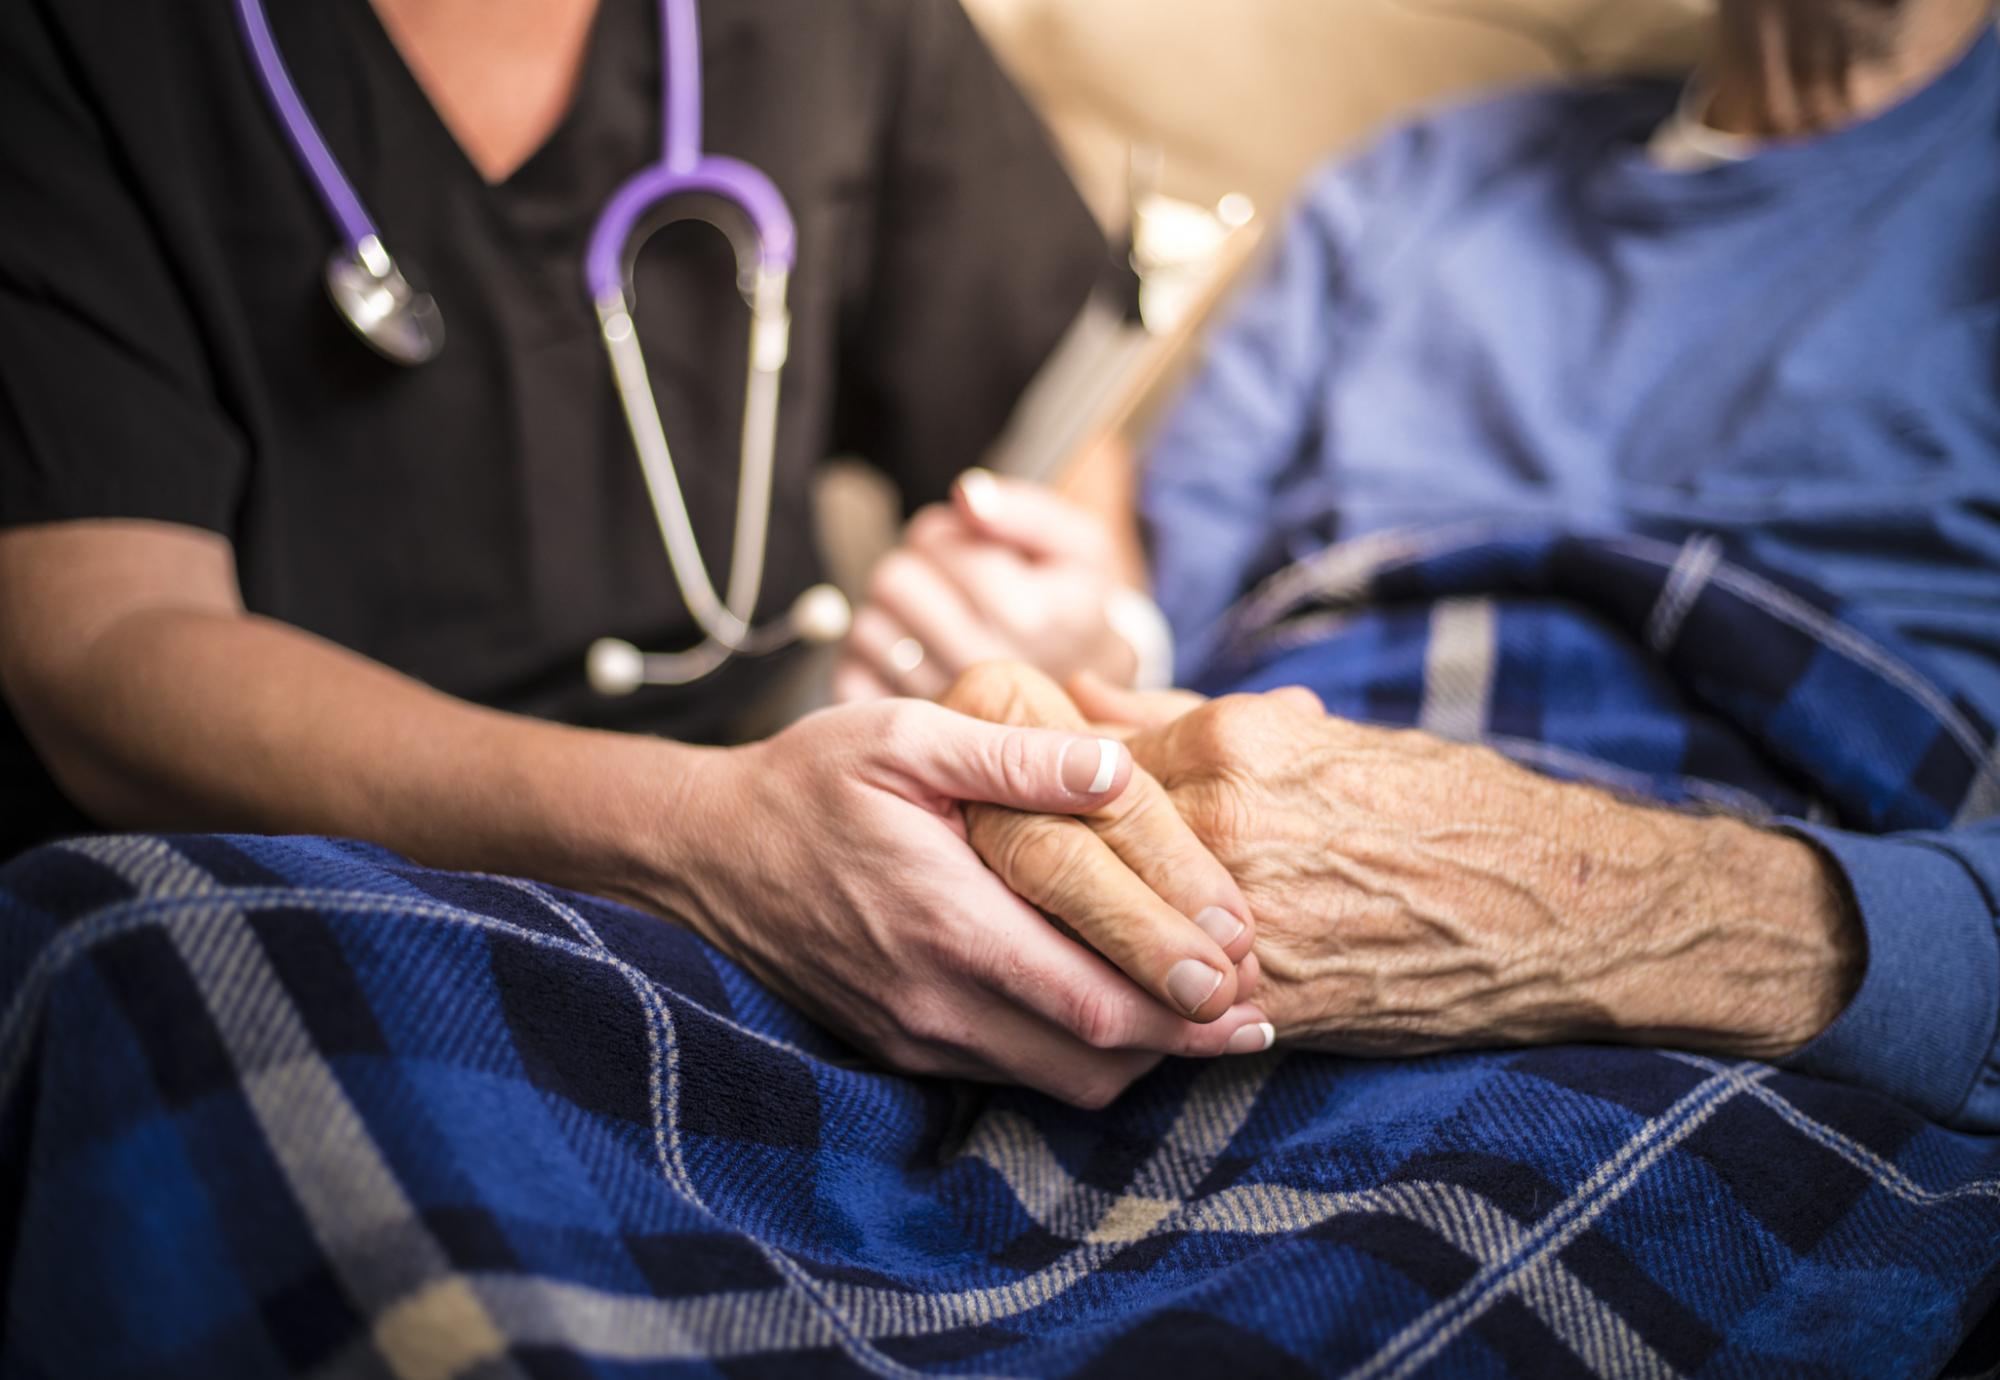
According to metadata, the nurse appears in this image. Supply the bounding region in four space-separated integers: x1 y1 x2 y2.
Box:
0 0 1271 1104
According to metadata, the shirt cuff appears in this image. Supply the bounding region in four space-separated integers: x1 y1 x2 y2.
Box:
1781 824 2000 1128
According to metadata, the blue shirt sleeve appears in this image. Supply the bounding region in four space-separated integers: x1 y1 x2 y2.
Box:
1784 820 2000 1132
1140 133 1417 681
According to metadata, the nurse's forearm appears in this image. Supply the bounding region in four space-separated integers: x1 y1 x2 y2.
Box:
0 523 693 894
1 523 1280 1107
48 607 696 885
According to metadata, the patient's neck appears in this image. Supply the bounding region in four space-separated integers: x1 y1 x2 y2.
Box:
1702 0 1993 139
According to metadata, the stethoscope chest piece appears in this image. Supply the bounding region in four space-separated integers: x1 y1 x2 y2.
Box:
325 234 446 366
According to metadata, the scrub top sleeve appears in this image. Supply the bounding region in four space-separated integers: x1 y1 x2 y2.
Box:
832 0 1106 513
0 0 247 535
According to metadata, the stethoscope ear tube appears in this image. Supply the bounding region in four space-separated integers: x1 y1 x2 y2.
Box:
591 264 850 692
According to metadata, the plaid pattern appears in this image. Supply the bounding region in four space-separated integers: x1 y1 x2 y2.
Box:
1 833 1996 1378
1201 524 2000 830
1 525 1997 1376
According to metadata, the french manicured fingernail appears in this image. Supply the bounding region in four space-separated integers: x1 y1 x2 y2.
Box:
1059 737 1123 795
1167 959 1225 1014
1226 1022 1277 1055
957 467 999 521
1194 906 1244 947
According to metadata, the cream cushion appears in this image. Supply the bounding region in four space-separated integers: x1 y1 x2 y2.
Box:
963 0 1713 223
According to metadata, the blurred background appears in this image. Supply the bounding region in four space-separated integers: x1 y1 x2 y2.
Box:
819 0 1714 597
965 0 1709 229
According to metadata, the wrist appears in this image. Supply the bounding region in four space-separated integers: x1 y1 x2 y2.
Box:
549 730 735 930
1591 809 1861 1058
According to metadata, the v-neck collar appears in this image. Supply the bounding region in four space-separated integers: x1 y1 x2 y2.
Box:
347 0 645 207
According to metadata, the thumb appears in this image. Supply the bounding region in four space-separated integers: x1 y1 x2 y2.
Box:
953 469 1112 565
1068 671 1207 732
889 703 1134 813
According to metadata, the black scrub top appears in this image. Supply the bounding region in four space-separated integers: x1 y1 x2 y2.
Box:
0 0 1105 852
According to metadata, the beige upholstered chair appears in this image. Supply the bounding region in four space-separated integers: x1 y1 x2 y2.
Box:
963 0 1711 224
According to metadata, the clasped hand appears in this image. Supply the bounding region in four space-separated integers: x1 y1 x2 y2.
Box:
943 663 1861 1066
643 661 1856 1110
639 694 1272 1109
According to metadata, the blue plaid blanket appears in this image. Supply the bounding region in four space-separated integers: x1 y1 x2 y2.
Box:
2 528 1998 1378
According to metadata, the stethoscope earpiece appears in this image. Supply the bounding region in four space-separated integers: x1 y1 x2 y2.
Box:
587 584 852 696
586 639 649 698
788 584 854 647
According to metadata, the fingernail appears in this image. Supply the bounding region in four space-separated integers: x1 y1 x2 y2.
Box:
1167 959 1225 1014
1059 737 1122 795
957 467 999 521
1226 1022 1277 1055
1194 906 1244 947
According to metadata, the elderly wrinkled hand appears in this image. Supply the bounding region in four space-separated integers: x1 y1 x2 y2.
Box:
964 668 1864 1062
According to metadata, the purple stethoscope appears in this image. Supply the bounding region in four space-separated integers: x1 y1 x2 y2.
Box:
233 0 854 693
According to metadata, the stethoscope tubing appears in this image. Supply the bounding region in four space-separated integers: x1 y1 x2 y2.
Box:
232 0 843 689
231 0 379 254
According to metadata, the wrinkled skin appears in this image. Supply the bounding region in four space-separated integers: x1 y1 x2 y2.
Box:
947 664 1862 1063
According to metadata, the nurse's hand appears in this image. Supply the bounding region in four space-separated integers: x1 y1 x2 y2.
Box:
834 472 1141 702
641 695 1271 1107
935 663 1272 1048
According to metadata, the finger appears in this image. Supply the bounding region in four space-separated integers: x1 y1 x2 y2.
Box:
850 605 950 700
902 502 977 557
940 659 1089 732
969 804 1245 1022
832 657 897 705
866 549 1015 675
1236 949 1262 1002
1086 776 1255 965
880 699 1133 813
898 985 1161 1109
954 469 1114 566
1068 671 1206 731
972 899 1275 1057
903 531 1046 649
1269 685 1327 718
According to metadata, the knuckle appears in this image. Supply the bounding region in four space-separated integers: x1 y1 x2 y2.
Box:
866 550 921 607
1066 982 1133 1051
1182 696 1278 767
872 698 942 760
906 504 955 546
893 994 960 1050
993 820 1089 905
995 727 1044 801
1195 783 1259 851
943 661 1022 720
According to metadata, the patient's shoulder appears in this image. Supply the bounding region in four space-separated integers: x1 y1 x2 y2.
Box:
1291 78 1679 253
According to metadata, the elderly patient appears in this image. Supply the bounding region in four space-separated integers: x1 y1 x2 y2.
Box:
848 0 2000 1133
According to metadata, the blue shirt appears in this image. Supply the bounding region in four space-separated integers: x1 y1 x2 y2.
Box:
1143 32 2000 1131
